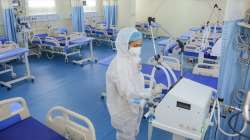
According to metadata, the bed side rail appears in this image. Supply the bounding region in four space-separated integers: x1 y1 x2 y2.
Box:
47 106 96 140
0 97 30 121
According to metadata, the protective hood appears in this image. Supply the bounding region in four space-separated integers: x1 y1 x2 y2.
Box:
115 27 139 57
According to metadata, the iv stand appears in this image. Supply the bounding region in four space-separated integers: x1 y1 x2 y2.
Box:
148 17 185 77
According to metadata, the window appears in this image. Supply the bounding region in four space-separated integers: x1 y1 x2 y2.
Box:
84 0 96 13
28 0 56 15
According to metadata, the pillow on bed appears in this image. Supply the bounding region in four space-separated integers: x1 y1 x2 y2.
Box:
0 114 21 131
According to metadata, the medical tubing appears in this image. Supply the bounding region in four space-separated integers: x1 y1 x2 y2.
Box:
237 31 249 48
209 100 217 122
158 65 172 89
215 99 248 137
231 90 244 106
161 62 178 83
149 66 157 91
150 65 172 90
235 90 244 105
233 93 243 106
148 67 157 91
228 111 250 139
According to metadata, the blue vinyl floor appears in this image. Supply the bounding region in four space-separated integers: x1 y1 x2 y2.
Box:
0 39 172 140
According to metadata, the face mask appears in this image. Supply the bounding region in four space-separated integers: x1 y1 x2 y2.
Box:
129 47 141 56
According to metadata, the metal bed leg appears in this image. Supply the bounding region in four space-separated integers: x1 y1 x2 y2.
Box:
148 122 153 140
100 92 106 99
73 40 98 66
89 40 97 62
65 55 69 63
24 53 32 77
0 64 16 77
0 53 35 90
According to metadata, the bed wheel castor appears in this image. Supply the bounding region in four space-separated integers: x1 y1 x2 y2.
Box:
100 96 105 100
65 59 69 64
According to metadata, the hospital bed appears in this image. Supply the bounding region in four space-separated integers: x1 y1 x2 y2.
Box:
157 26 222 74
192 63 219 78
85 24 118 38
0 42 35 90
0 42 17 81
94 29 117 50
85 25 118 50
85 25 96 37
43 36 81 63
52 27 68 37
156 30 203 57
0 97 96 140
31 32 94 63
158 25 222 52
29 27 69 57
0 36 9 44
142 64 218 90
147 52 219 78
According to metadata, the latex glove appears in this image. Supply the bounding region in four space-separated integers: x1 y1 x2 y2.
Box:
144 84 166 97
130 98 147 108
151 84 166 96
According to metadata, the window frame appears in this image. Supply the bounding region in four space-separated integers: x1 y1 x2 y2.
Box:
84 0 97 13
27 0 57 16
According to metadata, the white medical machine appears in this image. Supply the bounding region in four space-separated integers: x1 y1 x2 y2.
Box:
148 78 250 140
148 78 215 140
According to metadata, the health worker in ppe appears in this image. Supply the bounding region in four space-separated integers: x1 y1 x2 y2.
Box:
106 27 151 140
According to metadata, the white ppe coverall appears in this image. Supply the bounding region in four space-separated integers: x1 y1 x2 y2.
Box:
106 27 148 140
